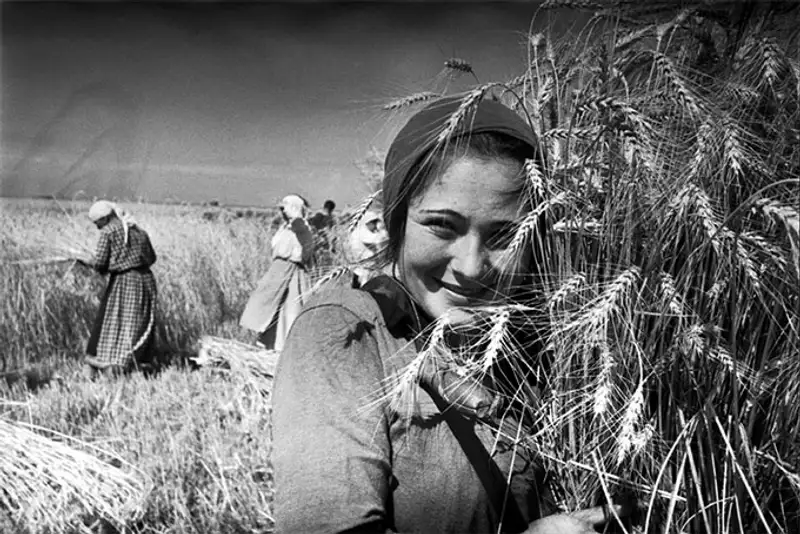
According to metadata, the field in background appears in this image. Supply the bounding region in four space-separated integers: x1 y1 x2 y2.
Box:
1 198 279 533
1 197 275 372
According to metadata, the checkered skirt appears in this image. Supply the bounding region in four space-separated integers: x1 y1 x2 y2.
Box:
86 268 157 368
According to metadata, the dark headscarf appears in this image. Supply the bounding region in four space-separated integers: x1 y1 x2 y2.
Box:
382 95 540 258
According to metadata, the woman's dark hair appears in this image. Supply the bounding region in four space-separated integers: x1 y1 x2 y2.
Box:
383 131 536 262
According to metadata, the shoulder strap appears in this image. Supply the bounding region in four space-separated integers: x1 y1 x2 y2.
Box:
360 278 530 533
423 384 529 533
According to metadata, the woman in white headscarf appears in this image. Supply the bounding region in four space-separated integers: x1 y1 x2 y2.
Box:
345 209 389 287
82 200 158 375
240 194 316 350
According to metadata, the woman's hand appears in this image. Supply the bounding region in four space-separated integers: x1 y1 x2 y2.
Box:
525 505 628 534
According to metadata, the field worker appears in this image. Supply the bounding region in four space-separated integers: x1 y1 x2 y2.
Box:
240 194 316 351
271 96 630 533
345 208 388 286
310 199 339 263
81 200 158 376
309 199 337 232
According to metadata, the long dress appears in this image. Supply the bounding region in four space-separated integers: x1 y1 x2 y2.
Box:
239 218 315 351
86 219 158 370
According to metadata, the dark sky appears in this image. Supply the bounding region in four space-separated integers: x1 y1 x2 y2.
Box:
1 1 574 207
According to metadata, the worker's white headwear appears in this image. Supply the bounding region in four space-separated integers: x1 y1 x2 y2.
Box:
280 194 308 217
88 200 115 222
88 200 137 244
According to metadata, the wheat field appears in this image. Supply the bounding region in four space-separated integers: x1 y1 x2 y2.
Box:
2 2 800 533
1 198 278 533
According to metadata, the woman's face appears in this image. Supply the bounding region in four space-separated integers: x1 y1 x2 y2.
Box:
93 214 112 230
400 155 529 324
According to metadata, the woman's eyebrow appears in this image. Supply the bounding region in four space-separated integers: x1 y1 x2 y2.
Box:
418 208 464 219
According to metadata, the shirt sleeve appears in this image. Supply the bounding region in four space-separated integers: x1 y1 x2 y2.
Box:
289 218 316 266
143 233 157 267
309 212 323 230
92 229 112 273
272 303 395 534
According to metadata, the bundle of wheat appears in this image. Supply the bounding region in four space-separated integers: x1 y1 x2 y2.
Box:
3 200 95 266
0 416 151 533
354 3 800 532
193 335 279 384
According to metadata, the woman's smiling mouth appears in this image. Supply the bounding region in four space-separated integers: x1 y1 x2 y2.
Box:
437 279 488 299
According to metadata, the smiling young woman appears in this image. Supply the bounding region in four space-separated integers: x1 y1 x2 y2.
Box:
270 95 627 534
399 145 530 325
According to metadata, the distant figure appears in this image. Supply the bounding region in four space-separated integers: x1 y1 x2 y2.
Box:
309 199 337 232
346 209 388 286
310 199 339 261
240 194 316 350
80 200 158 376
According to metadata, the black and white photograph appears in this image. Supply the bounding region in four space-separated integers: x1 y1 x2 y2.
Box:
1 1 799 533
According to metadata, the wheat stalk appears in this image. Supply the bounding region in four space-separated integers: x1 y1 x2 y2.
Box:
580 267 641 332
616 382 645 465
740 231 787 269
543 126 603 141
592 341 615 416
387 316 448 418
347 189 383 233
0 417 151 532
192 336 279 384
548 272 587 311
382 92 442 111
308 265 354 295
444 57 474 75
721 117 745 181
479 308 511 374
788 58 800 101
730 233 762 293
759 37 785 91
670 183 724 255
688 118 716 181
501 192 568 269
435 86 493 146
658 271 684 316
756 198 799 239
758 198 800 278
551 217 603 236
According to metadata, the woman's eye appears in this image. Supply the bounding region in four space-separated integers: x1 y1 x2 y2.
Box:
426 218 457 237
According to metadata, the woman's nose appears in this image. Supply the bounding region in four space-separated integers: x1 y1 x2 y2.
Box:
450 234 488 280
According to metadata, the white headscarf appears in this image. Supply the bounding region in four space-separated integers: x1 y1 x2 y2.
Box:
347 209 387 262
88 200 138 244
280 194 308 219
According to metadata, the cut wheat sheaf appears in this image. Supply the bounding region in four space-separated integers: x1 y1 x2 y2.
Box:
0 416 151 532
